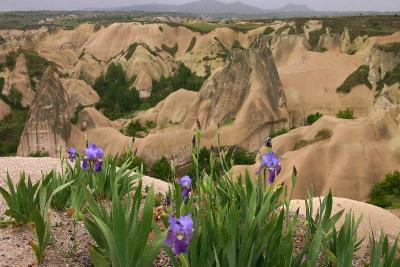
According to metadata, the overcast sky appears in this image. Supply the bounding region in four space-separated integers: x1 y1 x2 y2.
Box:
1 0 399 12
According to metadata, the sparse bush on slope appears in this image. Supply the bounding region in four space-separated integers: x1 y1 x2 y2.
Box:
368 171 400 208
337 65 372 94
336 108 356 119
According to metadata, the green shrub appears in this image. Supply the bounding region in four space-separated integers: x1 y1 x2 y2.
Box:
368 171 400 208
336 108 356 119
263 26 275 35
231 40 242 49
7 87 22 108
116 149 147 173
5 51 17 70
307 112 323 125
337 65 372 93
0 77 4 91
161 43 178 57
83 182 164 267
145 120 156 129
308 28 325 49
93 63 140 119
0 109 28 156
125 121 146 137
151 157 173 181
186 37 197 53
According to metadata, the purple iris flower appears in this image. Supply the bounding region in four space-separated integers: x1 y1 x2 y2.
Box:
81 156 89 171
85 144 100 160
178 175 191 202
93 159 103 173
81 143 104 172
67 147 76 162
256 151 281 183
165 214 193 255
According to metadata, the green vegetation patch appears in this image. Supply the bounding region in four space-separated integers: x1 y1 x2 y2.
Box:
161 43 178 57
275 24 291 35
262 27 275 35
0 109 28 156
125 42 139 60
231 40 243 50
28 151 50 157
376 64 400 94
368 171 400 208
4 49 56 89
337 65 372 94
293 129 333 151
140 63 207 110
125 120 156 137
270 128 289 138
186 37 197 53
308 28 325 50
336 108 356 120
307 112 323 125
151 157 173 182
93 63 140 120
376 42 400 53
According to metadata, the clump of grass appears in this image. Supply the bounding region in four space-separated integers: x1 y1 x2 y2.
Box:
293 129 333 150
161 43 178 57
307 112 323 125
336 108 356 119
368 171 400 208
337 65 372 93
186 37 196 53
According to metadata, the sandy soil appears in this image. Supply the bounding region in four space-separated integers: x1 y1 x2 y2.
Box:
0 157 171 266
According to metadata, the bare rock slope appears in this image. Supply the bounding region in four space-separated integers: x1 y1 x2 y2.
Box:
235 105 400 201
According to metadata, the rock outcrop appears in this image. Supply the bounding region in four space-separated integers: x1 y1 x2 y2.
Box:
182 47 289 151
368 43 400 88
77 107 114 130
17 68 73 156
132 47 290 166
133 88 198 130
60 78 99 110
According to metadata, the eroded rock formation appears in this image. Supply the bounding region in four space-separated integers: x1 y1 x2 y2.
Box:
17 68 73 156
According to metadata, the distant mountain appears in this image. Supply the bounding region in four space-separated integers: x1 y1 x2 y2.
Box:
112 0 264 14
274 3 314 12
106 0 314 15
